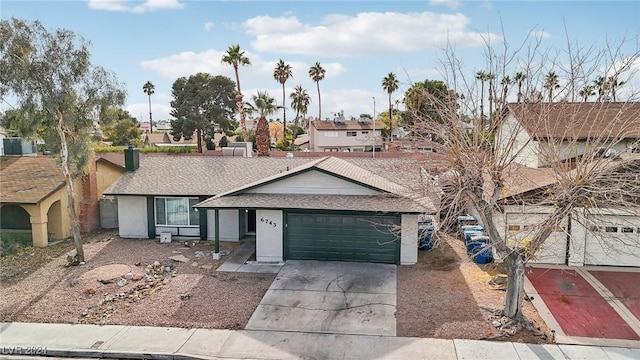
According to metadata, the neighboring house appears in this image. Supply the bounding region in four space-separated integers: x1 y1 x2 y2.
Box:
0 156 81 247
293 134 309 150
489 156 640 267
309 119 384 153
144 131 198 147
496 102 640 168
103 150 437 265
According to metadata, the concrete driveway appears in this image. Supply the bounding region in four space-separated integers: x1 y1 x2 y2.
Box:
245 260 397 336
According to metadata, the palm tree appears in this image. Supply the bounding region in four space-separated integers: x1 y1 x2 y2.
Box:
308 62 326 120
486 72 496 124
381 72 399 142
142 81 155 132
221 44 251 136
404 82 425 125
594 76 608 102
543 71 560 102
251 91 279 156
475 71 489 124
579 85 596 102
500 76 511 106
273 59 293 145
608 76 625 102
514 72 526 103
290 85 311 150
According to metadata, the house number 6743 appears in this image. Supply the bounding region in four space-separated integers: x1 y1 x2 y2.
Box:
260 218 277 227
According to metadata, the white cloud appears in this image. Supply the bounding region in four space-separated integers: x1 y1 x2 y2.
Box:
429 0 462 10
529 30 551 39
140 49 346 81
87 0 184 13
127 102 173 122
204 21 214 31
243 12 498 56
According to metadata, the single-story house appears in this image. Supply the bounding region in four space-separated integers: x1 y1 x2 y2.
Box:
103 149 437 265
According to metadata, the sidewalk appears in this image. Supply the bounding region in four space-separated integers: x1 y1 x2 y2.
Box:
1 322 639 359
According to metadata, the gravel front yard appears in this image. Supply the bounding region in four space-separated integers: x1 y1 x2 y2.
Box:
1 230 552 343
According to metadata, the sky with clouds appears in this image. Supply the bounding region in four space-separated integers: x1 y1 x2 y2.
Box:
2 0 639 123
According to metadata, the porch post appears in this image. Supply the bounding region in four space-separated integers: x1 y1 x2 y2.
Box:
212 208 220 260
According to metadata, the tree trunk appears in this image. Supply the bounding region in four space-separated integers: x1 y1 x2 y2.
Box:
282 83 287 147
234 66 246 139
291 111 300 151
196 128 202 153
504 251 525 319
56 110 84 262
316 82 321 120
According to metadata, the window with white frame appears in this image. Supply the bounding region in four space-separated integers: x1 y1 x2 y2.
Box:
324 131 338 137
346 131 357 137
155 197 200 226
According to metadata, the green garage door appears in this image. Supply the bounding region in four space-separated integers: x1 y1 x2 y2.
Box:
285 212 400 264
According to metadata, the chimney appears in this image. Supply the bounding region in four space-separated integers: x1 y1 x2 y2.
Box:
124 145 139 171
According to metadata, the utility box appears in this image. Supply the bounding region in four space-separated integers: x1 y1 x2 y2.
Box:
160 232 172 243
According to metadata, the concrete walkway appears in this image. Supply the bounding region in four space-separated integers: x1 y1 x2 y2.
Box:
1 322 639 359
216 237 283 273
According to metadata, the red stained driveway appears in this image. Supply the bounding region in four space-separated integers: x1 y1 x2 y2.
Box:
526 267 640 341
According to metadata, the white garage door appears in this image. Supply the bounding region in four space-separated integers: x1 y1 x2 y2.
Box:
584 215 640 266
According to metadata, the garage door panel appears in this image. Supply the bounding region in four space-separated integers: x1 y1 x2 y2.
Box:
285 212 400 264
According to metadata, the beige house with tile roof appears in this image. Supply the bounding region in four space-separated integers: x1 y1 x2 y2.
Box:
104 151 437 265
0 156 82 247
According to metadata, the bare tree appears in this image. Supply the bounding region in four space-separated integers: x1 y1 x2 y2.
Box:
408 32 640 330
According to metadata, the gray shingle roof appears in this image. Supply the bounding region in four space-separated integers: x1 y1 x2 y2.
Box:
103 154 438 214
195 193 428 213
104 155 316 196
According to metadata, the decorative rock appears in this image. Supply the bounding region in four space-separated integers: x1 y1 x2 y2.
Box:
220 249 231 256
116 279 127 287
132 273 144 281
200 264 213 270
492 320 501 328
164 266 172 272
70 278 80 287
124 272 133 280
153 261 161 267
191 262 199 267
169 255 190 263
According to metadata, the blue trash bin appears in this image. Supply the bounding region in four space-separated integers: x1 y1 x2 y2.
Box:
464 230 484 253
419 223 435 251
461 225 484 241
468 235 493 264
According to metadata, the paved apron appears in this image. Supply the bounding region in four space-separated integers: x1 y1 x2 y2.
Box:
245 260 397 336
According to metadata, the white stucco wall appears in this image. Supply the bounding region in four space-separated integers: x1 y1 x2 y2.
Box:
206 209 242 241
117 196 148 238
502 210 567 265
400 214 419 265
247 170 380 195
256 209 283 262
496 115 541 168
573 210 640 267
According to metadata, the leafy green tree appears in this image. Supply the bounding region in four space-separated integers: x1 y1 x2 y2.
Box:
0 18 125 262
142 81 155 131
403 79 458 125
382 72 399 141
308 62 326 120
289 85 311 150
221 45 251 137
101 109 141 146
273 59 293 146
169 73 236 153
